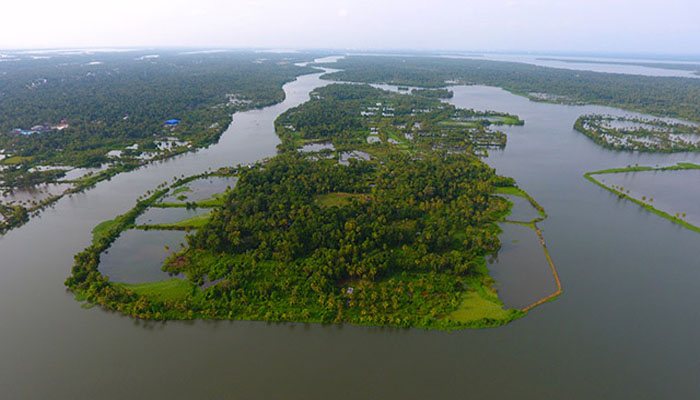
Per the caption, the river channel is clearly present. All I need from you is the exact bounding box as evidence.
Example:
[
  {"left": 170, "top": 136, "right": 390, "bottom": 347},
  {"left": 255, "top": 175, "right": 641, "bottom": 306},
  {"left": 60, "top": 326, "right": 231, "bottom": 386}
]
[{"left": 1, "top": 58, "right": 700, "bottom": 399}]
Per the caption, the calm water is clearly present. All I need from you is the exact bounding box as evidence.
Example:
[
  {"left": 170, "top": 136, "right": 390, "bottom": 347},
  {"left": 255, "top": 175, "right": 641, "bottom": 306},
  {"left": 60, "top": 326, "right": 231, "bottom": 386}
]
[
  {"left": 158, "top": 176, "right": 238, "bottom": 203},
  {"left": 601, "top": 169, "right": 700, "bottom": 226},
  {"left": 135, "top": 207, "right": 210, "bottom": 226},
  {"left": 99, "top": 229, "right": 188, "bottom": 283},
  {"left": 1, "top": 60, "right": 700, "bottom": 398},
  {"left": 500, "top": 194, "right": 542, "bottom": 222},
  {"left": 489, "top": 223, "right": 556, "bottom": 309},
  {"left": 448, "top": 54, "right": 700, "bottom": 78}
]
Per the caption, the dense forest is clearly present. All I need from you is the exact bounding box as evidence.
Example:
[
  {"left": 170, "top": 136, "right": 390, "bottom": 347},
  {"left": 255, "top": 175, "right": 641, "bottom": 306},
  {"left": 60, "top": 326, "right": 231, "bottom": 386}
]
[
  {"left": 66, "top": 83, "right": 531, "bottom": 328},
  {"left": 0, "top": 51, "right": 316, "bottom": 167},
  {"left": 320, "top": 56, "right": 700, "bottom": 123}
]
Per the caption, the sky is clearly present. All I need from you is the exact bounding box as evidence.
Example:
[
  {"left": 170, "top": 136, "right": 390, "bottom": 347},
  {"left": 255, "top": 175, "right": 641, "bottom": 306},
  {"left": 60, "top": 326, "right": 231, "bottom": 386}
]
[{"left": 2, "top": 0, "right": 700, "bottom": 54}]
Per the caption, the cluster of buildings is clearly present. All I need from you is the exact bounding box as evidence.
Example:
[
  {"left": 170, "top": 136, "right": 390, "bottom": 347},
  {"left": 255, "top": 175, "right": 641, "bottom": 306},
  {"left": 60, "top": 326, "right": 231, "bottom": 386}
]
[
  {"left": 360, "top": 102, "right": 395, "bottom": 117},
  {"left": 8, "top": 120, "right": 69, "bottom": 136}
]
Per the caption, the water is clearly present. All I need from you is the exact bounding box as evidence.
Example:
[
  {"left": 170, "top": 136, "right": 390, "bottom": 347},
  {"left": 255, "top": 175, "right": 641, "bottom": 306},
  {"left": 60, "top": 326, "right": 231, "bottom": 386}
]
[
  {"left": 0, "top": 182, "right": 73, "bottom": 205},
  {"left": 158, "top": 176, "right": 238, "bottom": 204},
  {"left": 489, "top": 223, "right": 556, "bottom": 309},
  {"left": 601, "top": 169, "right": 700, "bottom": 226},
  {"left": 1, "top": 62, "right": 700, "bottom": 398},
  {"left": 447, "top": 54, "right": 700, "bottom": 78},
  {"left": 135, "top": 207, "right": 210, "bottom": 226},
  {"left": 499, "top": 194, "right": 541, "bottom": 222},
  {"left": 99, "top": 229, "right": 188, "bottom": 283}
]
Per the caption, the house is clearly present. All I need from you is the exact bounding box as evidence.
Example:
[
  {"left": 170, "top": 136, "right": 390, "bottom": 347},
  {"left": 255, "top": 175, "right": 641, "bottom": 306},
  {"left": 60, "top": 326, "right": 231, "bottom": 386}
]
[{"left": 52, "top": 120, "right": 69, "bottom": 130}]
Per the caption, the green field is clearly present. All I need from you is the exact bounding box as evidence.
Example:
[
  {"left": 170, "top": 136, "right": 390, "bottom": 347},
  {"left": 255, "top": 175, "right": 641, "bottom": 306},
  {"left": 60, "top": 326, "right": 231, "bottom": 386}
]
[
  {"left": 117, "top": 279, "right": 195, "bottom": 301},
  {"left": 314, "top": 192, "right": 365, "bottom": 208}
]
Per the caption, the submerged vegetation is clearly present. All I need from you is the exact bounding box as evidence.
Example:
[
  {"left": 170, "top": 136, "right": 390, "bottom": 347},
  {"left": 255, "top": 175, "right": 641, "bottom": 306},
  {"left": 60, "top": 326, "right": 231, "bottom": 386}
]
[
  {"left": 574, "top": 114, "right": 700, "bottom": 152},
  {"left": 66, "top": 83, "right": 558, "bottom": 329}
]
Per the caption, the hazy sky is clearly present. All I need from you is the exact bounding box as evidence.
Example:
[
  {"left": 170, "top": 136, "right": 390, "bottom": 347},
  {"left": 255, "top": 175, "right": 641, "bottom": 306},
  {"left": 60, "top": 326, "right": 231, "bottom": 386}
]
[{"left": 2, "top": 0, "right": 699, "bottom": 53}]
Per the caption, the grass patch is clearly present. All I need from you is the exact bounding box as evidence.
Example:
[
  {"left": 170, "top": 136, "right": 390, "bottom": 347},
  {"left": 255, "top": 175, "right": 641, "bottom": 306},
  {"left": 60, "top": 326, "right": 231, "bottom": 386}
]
[
  {"left": 494, "top": 186, "right": 547, "bottom": 219},
  {"left": 2, "top": 155, "right": 32, "bottom": 165},
  {"left": 438, "top": 120, "right": 479, "bottom": 128},
  {"left": 448, "top": 290, "right": 513, "bottom": 323},
  {"left": 117, "top": 278, "right": 194, "bottom": 302},
  {"left": 152, "top": 192, "right": 226, "bottom": 209},
  {"left": 315, "top": 192, "right": 365, "bottom": 208},
  {"left": 171, "top": 186, "right": 191, "bottom": 196},
  {"left": 139, "top": 212, "right": 212, "bottom": 230},
  {"left": 91, "top": 217, "right": 122, "bottom": 245}
]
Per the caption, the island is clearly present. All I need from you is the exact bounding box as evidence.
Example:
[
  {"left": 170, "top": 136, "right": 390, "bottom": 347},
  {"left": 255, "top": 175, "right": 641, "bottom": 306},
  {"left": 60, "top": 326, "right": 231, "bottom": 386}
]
[{"left": 66, "top": 83, "right": 560, "bottom": 329}]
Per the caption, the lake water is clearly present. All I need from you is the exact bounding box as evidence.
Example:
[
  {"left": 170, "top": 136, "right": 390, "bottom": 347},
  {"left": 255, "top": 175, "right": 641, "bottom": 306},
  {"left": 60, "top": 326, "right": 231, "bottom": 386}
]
[{"left": 1, "top": 59, "right": 700, "bottom": 398}]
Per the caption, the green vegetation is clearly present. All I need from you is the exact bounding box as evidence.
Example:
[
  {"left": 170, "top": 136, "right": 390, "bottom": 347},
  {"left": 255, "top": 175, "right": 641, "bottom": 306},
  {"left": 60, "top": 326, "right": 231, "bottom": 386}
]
[
  {"left": 0, "top": 50, "right": 319, "bottom": 234},
  {"left": 319, "top": 56, "right": 700, "bottom": 123},
  {"left": 170, "top": 186, "right": 191, "bottom": 196},
  {"left": 315, "top": 192, "right": 366, "bottom": 208},
  {"left": 574, "top": 114, "right": 700, "bottom": 152},
  {"left": 411, "top": 88, "right": 454, "bottom": 99},
  {"left": 138, "top": 212, "right": 212, "bottom": 230},
  {"left": 91, "top": 218, "right": 123, "bottom": 245},
  {"left": 494, "top": 186, "right": 547, "bottom": 220},
  {"left": 275, "top": 83, "right": 522, "bottom": 155},
  {"left": 1, "top": 156, "right": 33, "bottom": 165},
  {"left": 66, "top": 83, "right": 555, "bottom": 329},
  {"left": 116, "top": 279, "right": 195, "bottom": 302},
  {"left": 449, "top": 290, "right": 518, "bottom": 323},
  {"left": 585, "top": 163, "right": 700, "bottom": 234}
]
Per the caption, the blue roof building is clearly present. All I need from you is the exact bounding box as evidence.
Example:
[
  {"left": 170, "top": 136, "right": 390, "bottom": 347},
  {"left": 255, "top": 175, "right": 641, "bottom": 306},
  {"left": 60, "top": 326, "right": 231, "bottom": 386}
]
[{"left": 164, "top": 119, "right": 181, "bottom": 125}]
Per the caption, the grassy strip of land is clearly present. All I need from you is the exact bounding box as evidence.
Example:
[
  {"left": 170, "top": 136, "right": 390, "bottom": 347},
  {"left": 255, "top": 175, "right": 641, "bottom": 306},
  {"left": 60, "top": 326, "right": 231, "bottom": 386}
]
[
  {"left": 448, "top": 290, "right": 519, "bottom": 323},
  {"left": 116, "top": 279, "right": 195, "bottom": 302},
  {"left": 314, "top": 192, "right": 366, "bottom": 208},
  {"left": 136, "top": 212, "right": 212, "bottom": 231},
  {"left": 584, "top": 163, "right": 700, "bottom": 234},
  {"left": 494, "top": 186, "right": 547, "bottom": 220}
]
